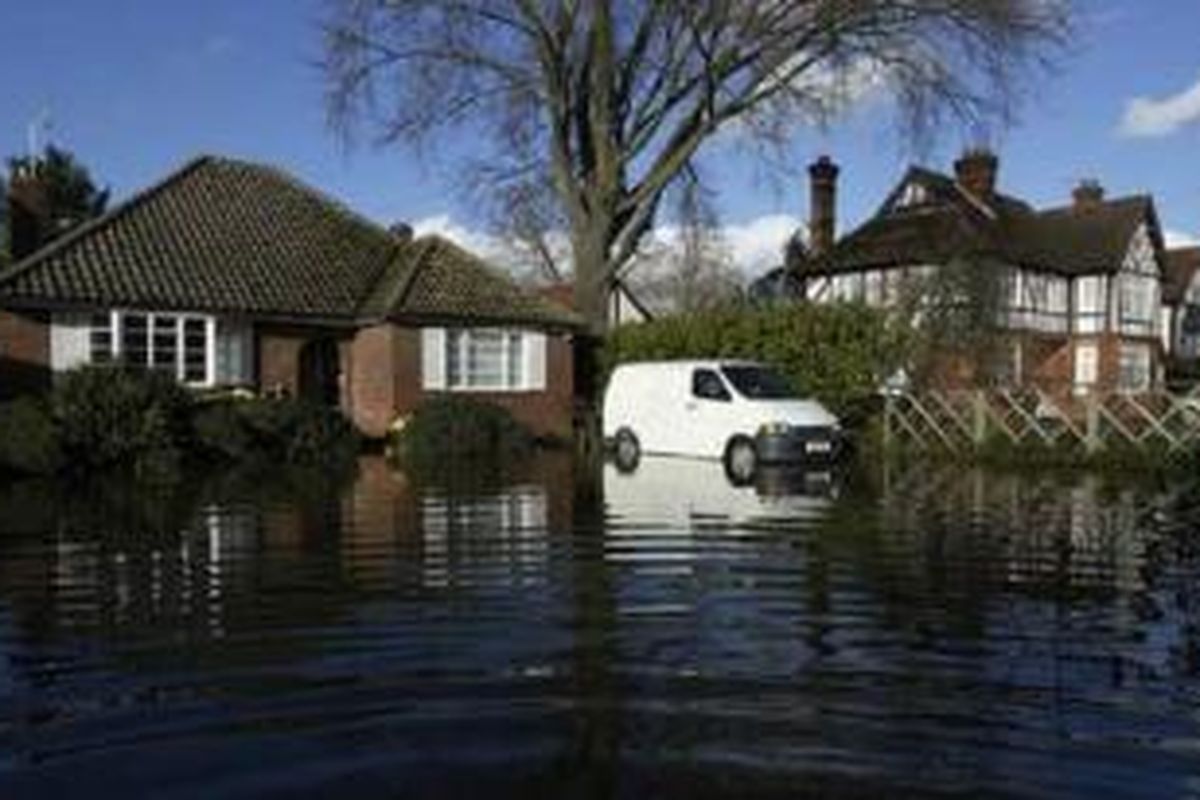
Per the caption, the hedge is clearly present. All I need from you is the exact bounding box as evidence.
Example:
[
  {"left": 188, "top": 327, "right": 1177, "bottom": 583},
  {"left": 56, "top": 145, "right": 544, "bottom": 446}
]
[
  {"left": 600, "top": 302, "right": 910, "bottom": 416},
  {"left": 0, "top": 366, "right": 361, "bottom": 477}
]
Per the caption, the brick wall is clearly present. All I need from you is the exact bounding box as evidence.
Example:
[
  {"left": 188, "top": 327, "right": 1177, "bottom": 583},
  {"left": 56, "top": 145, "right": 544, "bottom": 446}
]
[
  {"left": 345, "top": 324, "right": 398, "bottom": 438},
  {"left": 0, "top": 310, "right": 51, "bottom": 399}
]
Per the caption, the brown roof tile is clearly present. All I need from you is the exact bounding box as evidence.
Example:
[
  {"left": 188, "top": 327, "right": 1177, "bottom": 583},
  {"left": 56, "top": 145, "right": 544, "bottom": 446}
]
[
  {"left": 0, "top": 156, "right": 582, "bottom": 330},
  {"left": 795, "top": 166, "right": 1159, "bottom": 278}
]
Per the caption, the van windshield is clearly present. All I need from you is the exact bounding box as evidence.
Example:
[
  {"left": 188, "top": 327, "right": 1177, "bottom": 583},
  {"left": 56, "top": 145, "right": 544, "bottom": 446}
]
[{"left": 720, "top": 365, "right": 797, "bottom": 400}]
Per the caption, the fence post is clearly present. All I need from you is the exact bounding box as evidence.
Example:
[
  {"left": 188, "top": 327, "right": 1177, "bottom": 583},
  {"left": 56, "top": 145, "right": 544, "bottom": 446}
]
[
  {"left": 972, "top": 390, "right": 987, "bottom": 449},
  {"left": 1085, "top": 394, "right": 1100, "bottom": 455},
  {"left": 882, "top": 392, "right": 893, "bottom": 452}
]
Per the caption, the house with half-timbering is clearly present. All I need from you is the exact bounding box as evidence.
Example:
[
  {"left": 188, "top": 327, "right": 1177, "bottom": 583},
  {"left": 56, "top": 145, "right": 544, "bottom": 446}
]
[
  {"left": 0, "top": 155, "right": 582, "bottom": 439},
  {"left": 1162, "top": 246, "right": 1200, "bottom": 368},
  {"left": 758, "top": 149, "right": 1174, "bottom": 395}
]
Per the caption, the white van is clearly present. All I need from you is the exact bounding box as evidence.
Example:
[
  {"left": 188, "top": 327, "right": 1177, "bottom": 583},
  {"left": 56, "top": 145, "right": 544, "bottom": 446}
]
[{"left": 602, "top": 360, "right": 844, "bottom": 479}]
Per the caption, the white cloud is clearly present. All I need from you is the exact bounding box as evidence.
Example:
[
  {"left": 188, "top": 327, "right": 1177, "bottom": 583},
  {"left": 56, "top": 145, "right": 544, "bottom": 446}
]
[
  {"left": 1165, "top": 229, "right": 1199, "bottom": 249},
  {"left": 412, "top": 214, "right": 506, "bottom": 258},
  {"left": 411, "top": 212, "right": 801, "bottom": 280},
  {"left": 1119, "top": 73, "right": 1200, "bottom": 138}
]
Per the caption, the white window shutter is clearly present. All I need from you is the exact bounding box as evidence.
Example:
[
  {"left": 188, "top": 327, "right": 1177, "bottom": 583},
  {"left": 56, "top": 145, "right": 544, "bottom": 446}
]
[
  {"left": 50, "top": 313, "right": 90, "bottom": 371},
  {"left": 524, "top": 331, "right": 546, "bottom": 390},
  {"left": 422, "top": 327, "right": 446, "bottom": 390}
]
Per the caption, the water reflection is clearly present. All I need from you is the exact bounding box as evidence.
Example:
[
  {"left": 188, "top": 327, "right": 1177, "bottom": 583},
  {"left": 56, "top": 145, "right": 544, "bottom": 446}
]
[{"left": 0, "top": 455, "right": 1196, "bottom": 798}]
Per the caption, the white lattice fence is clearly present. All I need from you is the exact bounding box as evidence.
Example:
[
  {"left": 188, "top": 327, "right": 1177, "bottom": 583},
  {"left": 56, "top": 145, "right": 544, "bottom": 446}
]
[{"left": 882, "top": 390, "right": 1200, "bottom": 456}]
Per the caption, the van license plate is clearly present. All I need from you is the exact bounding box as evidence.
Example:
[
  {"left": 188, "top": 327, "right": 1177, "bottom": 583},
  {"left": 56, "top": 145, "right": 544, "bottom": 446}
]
[{"left": 806, "top": 441, "right": 832, "bottom": 454}]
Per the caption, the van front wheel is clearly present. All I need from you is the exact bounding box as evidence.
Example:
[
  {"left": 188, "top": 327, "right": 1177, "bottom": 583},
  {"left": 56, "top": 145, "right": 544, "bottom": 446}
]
[
  {"left": 613, "top": 428, "right": 641, "bottom": 473},
  {"left": 723, "top": 435, "right": 757, "bottom": 486}
]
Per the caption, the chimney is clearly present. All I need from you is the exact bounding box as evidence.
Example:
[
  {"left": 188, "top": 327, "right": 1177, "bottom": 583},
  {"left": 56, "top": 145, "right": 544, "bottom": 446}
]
[
  {"left": 953, "top": 148, "right": 999, "bottom": 203},
  {"left": 808, "top": 155, "right": 839, "bottom": 258},
  {"left": 7, "top": 163, "right": 51, "bottom": 261},
  {"left": 1072, "top": 179, "right": 1105, "bottom": 212},
  {"left": 388, "top": 221, "right": 414, "bottom": 243}
]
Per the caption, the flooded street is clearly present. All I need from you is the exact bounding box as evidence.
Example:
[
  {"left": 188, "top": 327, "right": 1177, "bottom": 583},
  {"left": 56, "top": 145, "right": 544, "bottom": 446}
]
[{"left": 0, "top": 455, "right": 1198, "bottom": 798}]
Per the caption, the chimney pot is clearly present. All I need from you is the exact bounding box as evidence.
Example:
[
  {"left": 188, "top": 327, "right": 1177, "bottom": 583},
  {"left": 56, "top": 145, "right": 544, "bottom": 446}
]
[
  {"left": 808, "top": 155, "right": 839, "bottom": 258},
  {"left": 388, "top": 222, "right": 414, "bottom": 242},
  {"left": 1072, "top": 179, "right": 1105, "bottom": 211},
  {"left": 954, "top": 148, "right": 999, "bottom": 203}
]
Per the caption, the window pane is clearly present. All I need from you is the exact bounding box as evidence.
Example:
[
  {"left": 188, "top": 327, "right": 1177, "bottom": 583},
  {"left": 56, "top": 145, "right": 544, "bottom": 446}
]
[
  {"left": 89, "top": 312, "right": 113, "bottom": 364},
  {"left": 122, "top": 314, "right": 149, "bottom": 367},
  {"left": 506, "top": 333, "right": 523, "bottom": 388},
  {"left": 152, "top": 315, "right": 178, "bottom": 373},
  {"left": 216, "top": 320, "right": 252, "bottom": 385},
  {"left": 446, "top": 330, "right": 464, "bottom": 388},
  {"left": 183, "top": 318, "right": 207, "bottom": 383},
  {"left": 468, "top": 330, "right": 504, "bottom": 388}
]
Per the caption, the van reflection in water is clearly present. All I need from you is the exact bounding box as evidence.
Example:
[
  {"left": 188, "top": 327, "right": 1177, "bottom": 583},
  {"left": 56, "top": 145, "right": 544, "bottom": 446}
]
[{"left": 604, "top": 454, "right": 836, "bottom": 530}]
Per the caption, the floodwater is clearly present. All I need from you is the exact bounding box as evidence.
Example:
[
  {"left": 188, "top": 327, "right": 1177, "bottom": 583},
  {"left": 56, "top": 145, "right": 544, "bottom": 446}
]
[{"left": 0, "top": 454, "right": 1198, "bottom": 799}]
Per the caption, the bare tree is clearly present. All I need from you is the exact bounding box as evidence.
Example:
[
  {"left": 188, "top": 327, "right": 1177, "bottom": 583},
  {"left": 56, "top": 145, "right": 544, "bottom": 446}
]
[{"left": 323, "top": 0, "right": 1070, "bottom": 334}]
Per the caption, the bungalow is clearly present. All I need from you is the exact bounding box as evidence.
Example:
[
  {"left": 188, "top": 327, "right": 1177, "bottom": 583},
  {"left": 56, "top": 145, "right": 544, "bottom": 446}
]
[
  {"left": 761, "top": 150, "right": 1171, "bottom": 395},
  {"left": 0, "top": 155, "right": 582, "bottom": 439}
]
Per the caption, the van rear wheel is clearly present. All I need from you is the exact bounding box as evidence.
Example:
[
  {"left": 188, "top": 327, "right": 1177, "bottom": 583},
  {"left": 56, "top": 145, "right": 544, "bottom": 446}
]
[
  {"left": 723, "top": 435, "right": 758, "bottom": 486},
  {"left": 613, "top": 427, "right": 641, "bottom": 473}
]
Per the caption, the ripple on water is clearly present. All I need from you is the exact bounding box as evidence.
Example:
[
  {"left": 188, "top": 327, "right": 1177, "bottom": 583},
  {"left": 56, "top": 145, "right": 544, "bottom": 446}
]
[{"left": 0, "top": 457, "right": 1197, "bottom": 798}]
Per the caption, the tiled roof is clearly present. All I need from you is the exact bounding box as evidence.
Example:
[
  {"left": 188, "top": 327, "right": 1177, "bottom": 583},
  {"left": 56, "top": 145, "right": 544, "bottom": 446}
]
[
  {"left": 0, "top": 156, "right": 581, "bottom": 330},
  {"left": 374, "top": 236, "right": 581, "bottom": 329},
  {"left": 0, "top": 156, "right": 396, "bottom": 320},
  {"left": 1164, "top": 247, "right": 1200, "bottom": 305},
  {"left": 794, "top": 166, "right": 1158, "bottom": 278}
]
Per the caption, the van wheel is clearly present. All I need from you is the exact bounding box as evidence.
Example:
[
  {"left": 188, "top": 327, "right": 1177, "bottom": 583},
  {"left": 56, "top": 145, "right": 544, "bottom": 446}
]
[
  {"left": 723, "top": 435, "right": 757, "bottom": 486},
  {"left": 613, "top": 428, "right": 641, "bottom": 473}
]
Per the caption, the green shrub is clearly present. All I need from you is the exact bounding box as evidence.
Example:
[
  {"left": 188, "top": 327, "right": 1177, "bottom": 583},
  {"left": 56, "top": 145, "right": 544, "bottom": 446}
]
[
  {"left": 193, "top": 397, "right": 360, "bottom": 467},
  {"left": 51, "top": 365, "right": 193, "bottom": 472},
  {"left": 393, "top": 397, "right": 536, "bottom": 470},
  {"left": 0, "top": 396, "right": 63, "bottom": 474},
  {"left": 600, "top": 303, "right": 910, "bottom": 416}
]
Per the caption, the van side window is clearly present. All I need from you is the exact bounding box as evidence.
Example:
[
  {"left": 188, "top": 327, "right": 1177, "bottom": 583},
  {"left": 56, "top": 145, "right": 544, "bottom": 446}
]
[{"left": 692, "top": 369, "right": 731, "bottom": 402}]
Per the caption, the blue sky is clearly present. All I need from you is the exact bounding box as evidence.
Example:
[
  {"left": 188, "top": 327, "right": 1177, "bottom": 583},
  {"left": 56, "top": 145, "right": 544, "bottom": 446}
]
[{"left": 2, "top": 1, "right": 1199, "bottom": 274}]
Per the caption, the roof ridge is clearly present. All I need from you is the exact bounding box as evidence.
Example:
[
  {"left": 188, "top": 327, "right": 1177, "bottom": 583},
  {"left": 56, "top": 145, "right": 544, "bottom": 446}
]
[
  {"left": 0, "top": 155, "right": 213, "bottom": 287},
  {"left": 221, "top": 156, "right": 394, "bottom": 240}
]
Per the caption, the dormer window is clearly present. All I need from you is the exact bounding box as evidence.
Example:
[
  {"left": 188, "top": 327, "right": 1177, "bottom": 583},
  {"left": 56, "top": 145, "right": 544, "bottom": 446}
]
[{"left": 896, "top": 182, "right": 929, "bottom": 209}]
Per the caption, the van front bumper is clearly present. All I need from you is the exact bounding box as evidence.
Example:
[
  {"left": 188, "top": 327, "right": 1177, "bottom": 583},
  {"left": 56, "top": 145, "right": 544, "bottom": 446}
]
[{"left": 755, "top": 426, "right": 846, "bottom": 464}]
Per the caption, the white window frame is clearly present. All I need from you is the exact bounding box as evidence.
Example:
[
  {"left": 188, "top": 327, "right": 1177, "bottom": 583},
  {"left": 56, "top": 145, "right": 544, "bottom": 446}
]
[
  {"left": 1117, "top": 343, "right": 1152, "bottom": 393},
  {"left": 1073, "top": 341, "right": 1098, "bottom": 393},
  {"left": 89, "top": 310, "right": 217, "bottom": 387},
  {"left": 426, "top": 328, "right": 545, "bottom": 393}
]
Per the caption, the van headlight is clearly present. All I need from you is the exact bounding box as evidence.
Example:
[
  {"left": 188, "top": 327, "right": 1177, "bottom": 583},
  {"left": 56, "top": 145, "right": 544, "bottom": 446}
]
[{"left": 758, "top": 421, "right": 791, "bottom": 436}]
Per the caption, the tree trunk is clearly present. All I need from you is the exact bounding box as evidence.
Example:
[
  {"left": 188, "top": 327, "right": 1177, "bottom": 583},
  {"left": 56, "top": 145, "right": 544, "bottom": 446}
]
[{"left": 572, "top": 223, "right": 612, "bottom": 337}]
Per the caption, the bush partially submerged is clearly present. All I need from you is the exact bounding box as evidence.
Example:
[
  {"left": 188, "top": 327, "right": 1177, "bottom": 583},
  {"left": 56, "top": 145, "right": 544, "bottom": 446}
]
[
  {"left": 0, "top": 396, "right": 63, "bottom": 475},
  {"left": 52, "top": 365, "right": 192, "bottom": 473},
  {"left": 393, "top": 397, "right": 536, "bottom": 472},
  {"left": 193, "top": 396, "right": 360, "bottom": 467},
  {"left": 0, "top": 366, "right": 361, "bottom": 478}
]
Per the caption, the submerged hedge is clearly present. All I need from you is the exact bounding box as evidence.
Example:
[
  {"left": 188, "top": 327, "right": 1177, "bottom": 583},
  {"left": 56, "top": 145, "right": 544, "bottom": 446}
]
[
  {"left": 0, "top": 365, "right": 360, "bottom": 477},
  {"left": 601, "top": 302, "right": 909, "bottom": 415},
  {"left": 391, "top": 396, "right": 537, "bottom": 482}
]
